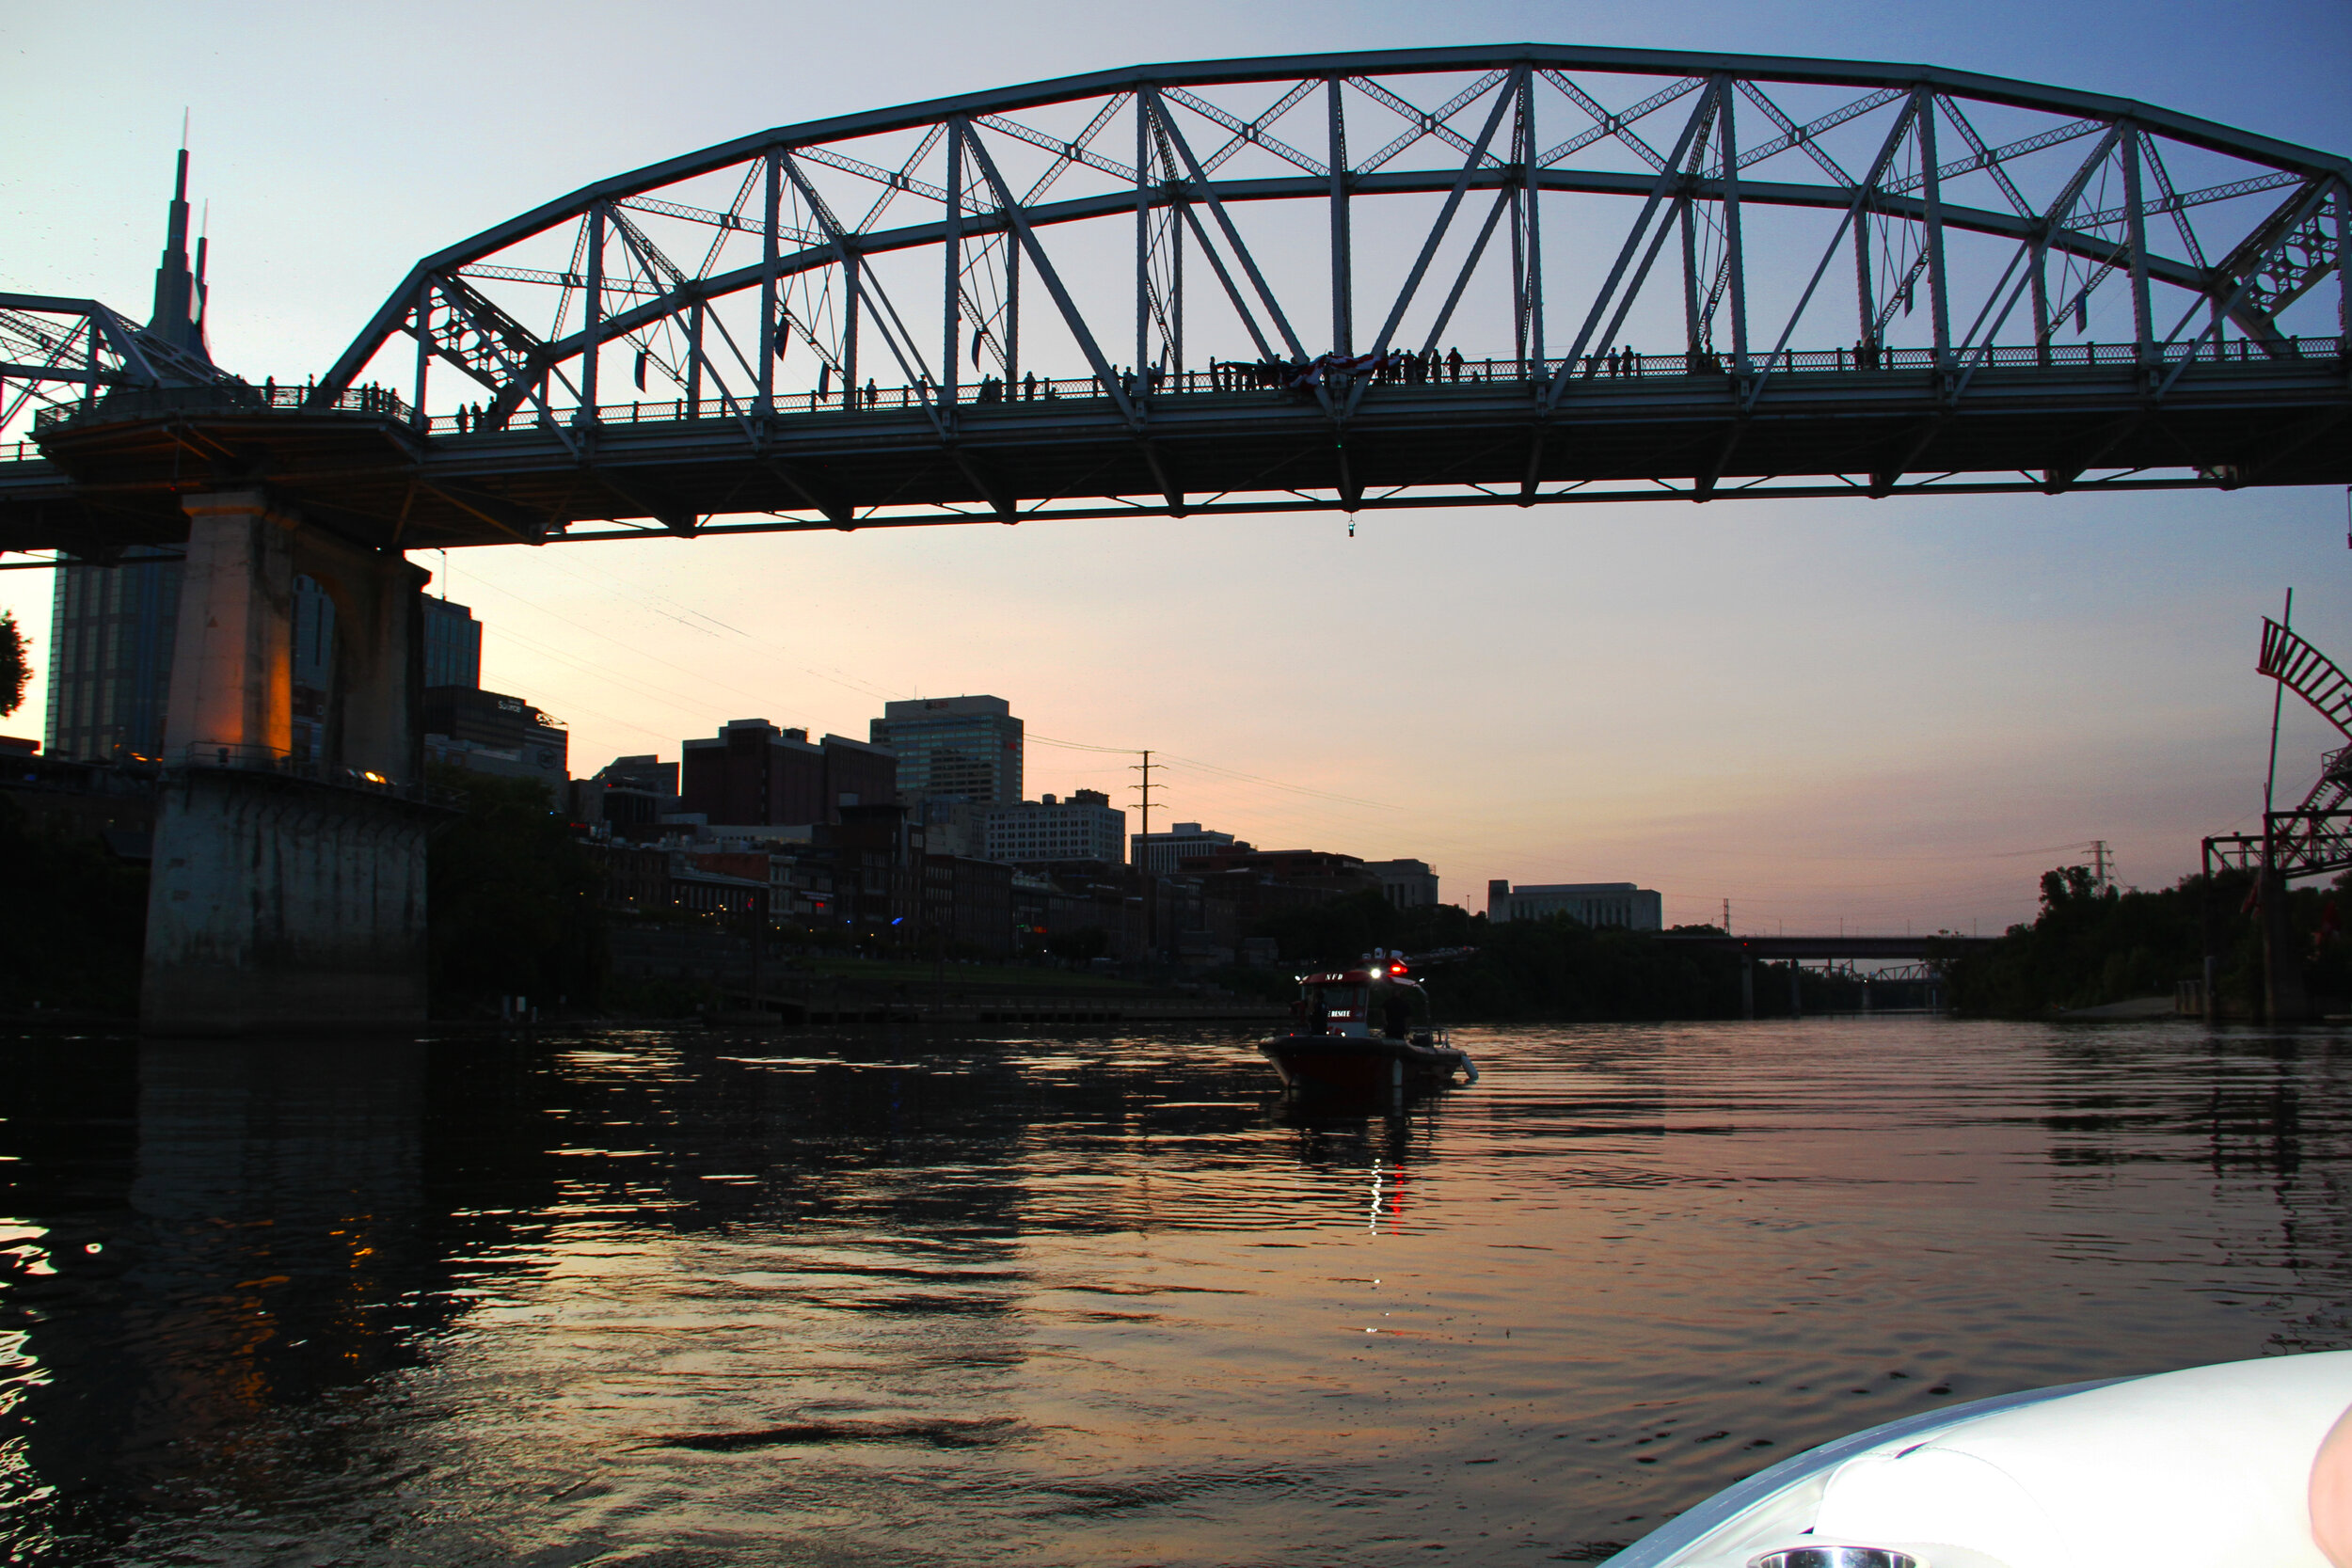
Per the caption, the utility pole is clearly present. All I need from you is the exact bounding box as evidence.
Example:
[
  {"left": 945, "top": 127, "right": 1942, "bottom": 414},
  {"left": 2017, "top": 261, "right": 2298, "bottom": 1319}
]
[
  {"left": 2089, "top": 839, "right": 2112, "bottom": 895},
  {"left": 1722, "top": 897, "right": 1730, "bottom": 934},
  {"left": 1131, "top": 750, "right": 1161, "bottom": 963}
]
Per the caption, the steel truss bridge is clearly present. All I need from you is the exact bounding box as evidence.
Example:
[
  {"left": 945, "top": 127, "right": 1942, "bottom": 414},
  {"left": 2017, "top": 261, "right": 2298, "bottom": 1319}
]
[{"left": 2, "top": 43, "right": 2347, "bottom": 555}]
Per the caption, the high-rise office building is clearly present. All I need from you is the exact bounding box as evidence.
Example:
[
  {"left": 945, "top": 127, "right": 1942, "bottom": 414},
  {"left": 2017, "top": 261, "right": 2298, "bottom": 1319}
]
[
  {"left": 291, "top": 575, "right": 335, "bottom": 762},
  {"left": 42, "top": 157, "right": 474, "bottom": 772},
  {"left": 869, "top": 695, "right": 1022, "bottom": 805},
  {"left": 41, "top": 150, "right": 219, "bottom": 762},
  {"left": 422, "top": 597, "right": 482, "bottom": 689},
  {"left": 44, "top": 546, "right": 182, "bottom": 762}
]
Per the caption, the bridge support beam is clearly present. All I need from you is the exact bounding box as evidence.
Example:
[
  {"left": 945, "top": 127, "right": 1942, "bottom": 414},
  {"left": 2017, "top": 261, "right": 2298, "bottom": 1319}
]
[
  {"left": 163, "top": 491, "right": 298, "bottom": 761},
  {"left": 2259, "top": 866, "right": 2311, "bottom": 1024},
  {"left": 142, "top": 490, "right": 435, "bottom": 1035}
]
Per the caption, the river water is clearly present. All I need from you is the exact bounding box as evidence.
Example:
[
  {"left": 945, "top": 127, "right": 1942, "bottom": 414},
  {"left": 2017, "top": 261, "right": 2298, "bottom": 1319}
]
[{"left": 0, "top": 1019, "right": 2344, "bottom": 1566}]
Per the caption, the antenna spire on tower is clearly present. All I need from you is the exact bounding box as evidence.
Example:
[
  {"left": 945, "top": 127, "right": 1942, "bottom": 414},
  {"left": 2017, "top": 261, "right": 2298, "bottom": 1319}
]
[{"left": 146, "top": 133, "right": 215, "bottom": 367}]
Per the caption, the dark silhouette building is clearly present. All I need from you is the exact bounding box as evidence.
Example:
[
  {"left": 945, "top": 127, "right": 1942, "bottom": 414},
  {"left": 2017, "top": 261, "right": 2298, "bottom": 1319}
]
[
  {"left": 41, "top": 154, "right": 219, "bottom": 765},
  {"left": 421, "top": 686, "right": 567, "bottom": 789},
  {"left": 43, "top": 546, "right": 181, "bottom": 762},
  {"left": 679, "top": 719, "right": 896, "bottom": 827},
  {"left": 827, "top": 802, "right": 927, "bottom": 933},
  {"left": 421, "top": 598, "right": 482, "bottom": 689},
  {"left": 573, "top": 754, "right": 680, "bottom": 837}
]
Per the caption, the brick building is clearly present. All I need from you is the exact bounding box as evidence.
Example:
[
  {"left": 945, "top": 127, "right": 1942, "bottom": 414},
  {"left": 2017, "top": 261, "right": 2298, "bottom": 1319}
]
[{"left": 680, "top": 719, "right": 897, "bottom": 827}]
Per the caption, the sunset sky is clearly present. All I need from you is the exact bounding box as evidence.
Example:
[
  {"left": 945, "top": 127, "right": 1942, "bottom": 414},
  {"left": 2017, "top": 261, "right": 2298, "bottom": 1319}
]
[{"left": 5, "top": 0, "right": 2347, "bottom": 934}]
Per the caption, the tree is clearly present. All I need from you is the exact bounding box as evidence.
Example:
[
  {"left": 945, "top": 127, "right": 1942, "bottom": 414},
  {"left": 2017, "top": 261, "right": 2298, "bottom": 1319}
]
[
  {"left": 0, "top": 793, "right": 146, "bottom": 1012},
  {"left": 0, "top": 610, "right": 27, "bottom": 719},
  {"left": 425, "top": 765, "right": 605, "bottom": 1014},
  {"left": 1941, "top": 863, "right": 2290, "bottom": 1016}
]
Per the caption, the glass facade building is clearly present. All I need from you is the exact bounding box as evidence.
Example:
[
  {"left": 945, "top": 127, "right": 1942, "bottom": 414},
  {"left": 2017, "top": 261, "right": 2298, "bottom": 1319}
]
[
  {"left": 422, "top": 597, "right": 482, "bottom": 689},
  {"left": 44, "top": 547, "right": 182, "bottom": 761},
  {"left": 869, "top": 695, "right": 1022, "bottom": 805}
]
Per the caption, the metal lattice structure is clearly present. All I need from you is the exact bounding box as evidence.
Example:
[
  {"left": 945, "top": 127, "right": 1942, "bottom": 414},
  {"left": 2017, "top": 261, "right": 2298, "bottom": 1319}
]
[
  {"left": 0, "top": 294, "right": 236, "bottom": 428},
  {"left": 4, "top": 44, "right": 2348, "bottom": 552},
  {"left": 2205, "top": 618, "right": 2352, "bottom": 881}
]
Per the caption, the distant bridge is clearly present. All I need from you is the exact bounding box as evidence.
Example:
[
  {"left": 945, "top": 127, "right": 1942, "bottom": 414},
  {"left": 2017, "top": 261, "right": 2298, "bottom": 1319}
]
[
  {"left": 3, "top": 43, "right": 2347, "bottom": 556},
  {"left": 1660, "top": 932, "right": 1993, "bottom": 963},
  {"left": 1660, "top": 930, "right": 1988, "bottom": 1018}
]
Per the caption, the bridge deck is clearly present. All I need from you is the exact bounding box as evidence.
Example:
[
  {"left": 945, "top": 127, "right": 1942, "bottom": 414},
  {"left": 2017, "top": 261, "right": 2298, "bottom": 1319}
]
[
  {"left": 1660, "top": 933, "right": 1994, "bottom": 961},
  {"left": 3, "top": 350, "right": 2344, "bottom": 554}
]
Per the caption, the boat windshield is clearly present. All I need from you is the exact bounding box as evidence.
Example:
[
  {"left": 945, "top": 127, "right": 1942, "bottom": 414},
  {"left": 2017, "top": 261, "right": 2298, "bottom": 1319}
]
[
  {"left": 1300, "top": 981, "right": 1428, "bottom": 1037},
  {"left": 1307, "top": 984, "right": 1368, "bottom": 1032},
  {"left": 1375, "top": 983, "right": 1429, "bottom": 1039}
]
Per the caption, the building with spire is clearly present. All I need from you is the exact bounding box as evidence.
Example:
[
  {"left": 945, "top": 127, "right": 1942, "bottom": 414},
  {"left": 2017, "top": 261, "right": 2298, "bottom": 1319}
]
[
  {"left": 40, "top": 152, "right": 484, "bottom": 766},
  {"left": 146, "top": 146, "right": 214, "bottom": 363},
  {"left": 43, "top": 151, "right": 214, "bottom": 761}
]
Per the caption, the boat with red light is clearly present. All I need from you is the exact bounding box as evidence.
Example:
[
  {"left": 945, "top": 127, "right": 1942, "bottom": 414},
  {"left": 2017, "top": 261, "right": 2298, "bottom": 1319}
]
[{"left": 1256, "top": 950, "right": 1477, "bottom": 1095}]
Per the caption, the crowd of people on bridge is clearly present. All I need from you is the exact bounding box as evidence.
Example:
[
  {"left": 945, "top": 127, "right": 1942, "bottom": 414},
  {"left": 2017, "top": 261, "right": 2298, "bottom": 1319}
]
[
  {"left": 972, "top": 372, "right": 1056, "bottom": 404},
  {"left": 420, "top": 330, "right": 2010, "bottom": 435},
  {"left": 1207, "top": 347, "right": 1470, "bottom": 398}
]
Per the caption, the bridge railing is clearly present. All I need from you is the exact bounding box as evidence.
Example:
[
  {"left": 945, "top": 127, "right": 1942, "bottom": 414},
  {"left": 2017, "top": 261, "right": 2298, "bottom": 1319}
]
[
  {"left": 167, "top": 741, "right": 453, "bottom": 804},
  {"left": 416, "top": 334, "right": 2349, "bottom": 436},
  {"left": 10, "top": 332, "right": 2342, "bottom": 446},
  {"left": 30, "top": 381, "right": 413, "bottom": 436}
]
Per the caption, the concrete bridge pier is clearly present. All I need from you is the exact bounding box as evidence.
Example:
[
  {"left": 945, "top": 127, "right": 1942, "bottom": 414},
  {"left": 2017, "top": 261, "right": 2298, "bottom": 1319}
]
[
  {"left": 2259, "top": 866, "right": 2312, "bottom": 1023},
  {"left": 141, "top": 489, "right": 436, "bottom": 1035}
]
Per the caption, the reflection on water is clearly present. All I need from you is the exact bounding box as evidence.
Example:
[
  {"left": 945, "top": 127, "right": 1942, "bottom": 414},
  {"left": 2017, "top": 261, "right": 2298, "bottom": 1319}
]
[{"left": 0, "top": 1020, "right": 2345, "bottom": 1564}]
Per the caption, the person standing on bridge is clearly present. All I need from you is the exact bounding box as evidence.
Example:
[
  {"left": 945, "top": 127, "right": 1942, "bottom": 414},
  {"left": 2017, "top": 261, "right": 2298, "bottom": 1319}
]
[{"left": 1446, "top": 346, "right": 1464, "bottom": 383}]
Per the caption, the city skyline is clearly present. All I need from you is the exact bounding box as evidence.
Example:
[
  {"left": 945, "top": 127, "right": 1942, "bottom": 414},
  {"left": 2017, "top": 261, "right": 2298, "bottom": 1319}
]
[{"left": 4, "top": 0, "right": 2347, "bottom": 934}]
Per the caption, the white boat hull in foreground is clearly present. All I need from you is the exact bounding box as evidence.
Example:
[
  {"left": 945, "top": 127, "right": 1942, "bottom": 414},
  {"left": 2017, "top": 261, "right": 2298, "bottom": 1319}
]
[{"left": 1607, "top": 1351, "right": 2352, "bottom": 1568}]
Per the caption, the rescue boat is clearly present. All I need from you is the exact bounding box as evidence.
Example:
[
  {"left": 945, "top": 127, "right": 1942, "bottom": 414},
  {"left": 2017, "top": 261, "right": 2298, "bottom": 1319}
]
[{"left": 1256, "top": 950, "right": 1477, "bottom": 1095}]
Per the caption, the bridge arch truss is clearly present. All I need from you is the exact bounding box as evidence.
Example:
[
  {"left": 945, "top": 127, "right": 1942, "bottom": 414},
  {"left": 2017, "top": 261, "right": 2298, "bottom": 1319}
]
[{"left": 13, "top": 45, "right": 2350, "bottom": 549}]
